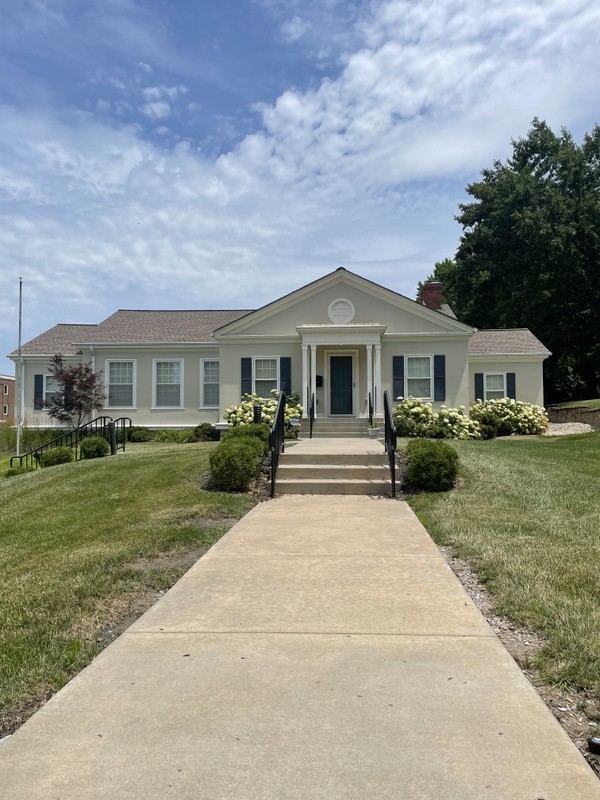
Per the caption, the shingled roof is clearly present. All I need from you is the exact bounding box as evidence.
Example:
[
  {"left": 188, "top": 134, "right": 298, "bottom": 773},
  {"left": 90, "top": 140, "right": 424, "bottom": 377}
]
[
  {"left": 469, "top": 329, "right": 550, "bottom": 355},
  {"left": 72, "top": 310, "right": 252, "bottom": 344},
  {"left": 12, "top": 324, "right": 98, "bottom": 356}
]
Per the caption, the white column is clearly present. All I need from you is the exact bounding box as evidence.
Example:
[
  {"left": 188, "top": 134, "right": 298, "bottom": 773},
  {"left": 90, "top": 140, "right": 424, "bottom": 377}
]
[
  {"left": 374, "top": 343, "right": 382, "bottom": 416},
  {"left": 301, "top": 344, "right": 308, "bottom": 417},
  {"left": 310, "top": 344, "right": 317, "bottom": 418},
  {"left": 366, "top": 344, "right": 373, "bottom": 417}
]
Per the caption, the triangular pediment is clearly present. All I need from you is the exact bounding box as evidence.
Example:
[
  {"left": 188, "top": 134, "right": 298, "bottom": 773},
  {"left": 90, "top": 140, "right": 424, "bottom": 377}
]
[{"left": 214, "top": 268, "right": 473, "bottom": 339}]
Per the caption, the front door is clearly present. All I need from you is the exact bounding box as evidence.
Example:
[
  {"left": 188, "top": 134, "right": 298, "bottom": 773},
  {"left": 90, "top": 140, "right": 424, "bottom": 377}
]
[{"left": 330, "top": 356, "right": 353, "bottom": 415}]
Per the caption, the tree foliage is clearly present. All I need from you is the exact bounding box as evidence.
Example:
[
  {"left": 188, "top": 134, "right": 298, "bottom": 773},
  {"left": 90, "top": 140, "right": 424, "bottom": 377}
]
[
  {"left": 428, "top": 119, "right": 600, "bottom": 401},
  {"left": 44, "top": 354, "right": 106, "bottom": 428}
]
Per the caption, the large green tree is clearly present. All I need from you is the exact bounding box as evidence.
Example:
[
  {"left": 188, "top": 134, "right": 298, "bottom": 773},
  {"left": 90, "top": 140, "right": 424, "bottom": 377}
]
[{"left": 427, "top": 119, "right": 600, "bottom": 401}]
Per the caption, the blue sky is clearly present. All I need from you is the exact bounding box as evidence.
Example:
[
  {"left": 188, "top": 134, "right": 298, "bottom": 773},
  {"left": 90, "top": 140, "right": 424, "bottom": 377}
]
[{"left": 2, "top": 0, "right": 600, "bottom": 375}]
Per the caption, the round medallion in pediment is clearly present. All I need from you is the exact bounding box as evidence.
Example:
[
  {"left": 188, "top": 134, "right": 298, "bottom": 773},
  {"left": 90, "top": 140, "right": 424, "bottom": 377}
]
[{"left": 328, "top": 298, "right": 355, "bottom": 324}]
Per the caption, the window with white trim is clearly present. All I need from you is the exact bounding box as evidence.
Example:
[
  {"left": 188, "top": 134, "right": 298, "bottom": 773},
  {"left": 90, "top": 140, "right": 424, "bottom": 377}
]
[
  {"left": 3, "top": 384, "right": 8, "bottom": 395},
  {"left": 2, "top": 404, "right": 8, "bottom": 416},
  {"left": 406, "top": 356, "right": 432, "bottom": 399},
  {"left": 253, "top": 358, "right": 278, "bottom": 398},
  {"left": 201, "top": 359, "right": 219, "bottom": 407},
  {"left": 154, "top": 360, "right": 183, "bottom": 407},
  {"left": 107, "top": 360, "right": 135, "bottom": 407},
  {"left": 484, "top": 373, "right": 506, "bottom": 401},
  {"left": 44, "top": 376, "right": 62, "bottom": 406}
]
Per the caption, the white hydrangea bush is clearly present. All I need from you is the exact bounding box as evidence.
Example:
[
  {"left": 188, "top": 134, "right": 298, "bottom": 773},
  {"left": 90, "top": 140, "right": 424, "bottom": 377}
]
[
  {"left": 392, "top": 397, "right": 480, "bottom": 440},
  {"left": 470, "top": 398, "right": 548, "bottom": 435},
  {"left": 224, "top": 391, "right": 304, "bottom": 434}
]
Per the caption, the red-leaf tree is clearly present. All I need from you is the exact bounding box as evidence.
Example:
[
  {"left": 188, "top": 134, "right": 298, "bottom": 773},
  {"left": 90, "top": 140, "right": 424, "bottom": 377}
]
[{"left": 44, "top": 354, "right": 106, "bottom": 428}]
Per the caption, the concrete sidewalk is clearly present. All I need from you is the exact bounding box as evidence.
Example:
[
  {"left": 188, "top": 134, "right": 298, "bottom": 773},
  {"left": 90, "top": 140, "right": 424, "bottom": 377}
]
[{"left": 2, "top": 496, "right": 599, "bottom": 798}]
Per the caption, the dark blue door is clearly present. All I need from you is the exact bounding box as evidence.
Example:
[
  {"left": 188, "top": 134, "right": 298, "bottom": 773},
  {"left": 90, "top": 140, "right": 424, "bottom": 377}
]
[{"left": 330, "top": 356, "right": 353, "bottom": 414}]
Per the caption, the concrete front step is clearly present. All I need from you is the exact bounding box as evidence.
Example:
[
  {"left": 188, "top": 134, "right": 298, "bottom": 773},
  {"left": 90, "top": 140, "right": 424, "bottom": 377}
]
[
  {"left": 311, "top": 432, "right": 373, "bottom": 439},
  {"left": 283, "top": 452, "right": 387, "bottom": 466},
  {"left": 309, "top": 419, "right": 374, "bottom": 439},
  {"left": 278, "top": 464, "right": 390, "bottom": 480},
  {"left": 276, "top": 478, "right": 392, "bottom": 495}
]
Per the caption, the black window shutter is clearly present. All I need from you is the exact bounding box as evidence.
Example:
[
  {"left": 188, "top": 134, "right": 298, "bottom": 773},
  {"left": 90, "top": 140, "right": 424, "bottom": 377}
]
[
  {"left": 280, "top": 357, "right": 291, "bottom": 395},
  {"left": 507, "top": 373, "right": 516, "bottom": 399},
  {"left": 241, "top": 358, "right": 252, "bottom": 396},
  {"left": 392, "top": 356, "right": 404, "bottom": 400},
  {"left": 433, "top": 355, "right": 446, "bottom": 401},
  {"left": 34, "top": 374, "right": 44, "bottom": 410},
  {"left": 474, "top": 373, "right": 484, "bottom": 401}
]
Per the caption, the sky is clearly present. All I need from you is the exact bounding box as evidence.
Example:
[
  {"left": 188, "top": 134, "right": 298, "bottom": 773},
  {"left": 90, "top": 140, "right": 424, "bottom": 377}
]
[{"left": 1, "top": 0, "right": 600, "bottom": 375}]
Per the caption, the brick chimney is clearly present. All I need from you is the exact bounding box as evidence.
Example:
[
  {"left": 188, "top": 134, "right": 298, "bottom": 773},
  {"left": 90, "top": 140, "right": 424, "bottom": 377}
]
[{"left": 421, "top": 281, "right": 442, "bottom": 310}]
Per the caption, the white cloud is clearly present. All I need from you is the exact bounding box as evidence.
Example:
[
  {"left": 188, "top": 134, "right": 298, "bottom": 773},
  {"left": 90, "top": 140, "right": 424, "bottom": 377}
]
[
  {"left": 2, "top": 0, "right": 600, "bottom": 371},
  {"left": 139, "top": 100, "right": 171, "bottom": 120},
  {"left": 281, "top": 15, "right": 309, "bottom": 43}
]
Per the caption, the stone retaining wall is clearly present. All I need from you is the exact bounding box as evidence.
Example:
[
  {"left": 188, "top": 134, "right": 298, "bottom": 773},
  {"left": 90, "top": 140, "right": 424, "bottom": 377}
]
[{"left": 547, "top": 406, "right": 600, "bottom": 428}]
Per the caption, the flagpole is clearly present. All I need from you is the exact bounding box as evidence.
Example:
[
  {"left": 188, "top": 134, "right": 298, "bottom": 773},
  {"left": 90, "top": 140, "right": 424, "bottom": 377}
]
[{"left": 16, "top": 277, "right": 23, "bottom": 457}]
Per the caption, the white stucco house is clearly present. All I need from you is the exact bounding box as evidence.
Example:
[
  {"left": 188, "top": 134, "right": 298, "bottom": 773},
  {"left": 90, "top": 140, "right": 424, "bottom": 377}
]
[{"left": 9, "top": 268, "right": 550, "bottom": 428}]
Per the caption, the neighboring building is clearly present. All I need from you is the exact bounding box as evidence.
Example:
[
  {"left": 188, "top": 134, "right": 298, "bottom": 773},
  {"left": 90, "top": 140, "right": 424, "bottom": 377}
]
[
  {"left": 0, "top": 374, "right": 15, "bottom": 426},
  {"left": 8, "top": 268, "right": 550, "bottom": 428}
]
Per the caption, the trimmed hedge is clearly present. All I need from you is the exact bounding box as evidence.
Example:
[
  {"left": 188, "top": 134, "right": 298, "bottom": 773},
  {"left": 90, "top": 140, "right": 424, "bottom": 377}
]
[
  {"left": 406, "top": 439, "right": 459, "bottom": 491},
  {"left": 5, "top": 465, "right": 36, "bottom": 478},
  {"left": 80, "top": 435, "right": 110, "bottom": 459},
  {"left": 209, "top": 438, "right": 264, "bottom": 491},
  {"left": 194, "top": 423, "right": 220, "bottom": 442},
  {"left": 223, "top": 423, "right": 270, "bottom": 453},
  {"left": 40, "top": 447, "right": 74, "bottom": 468}
]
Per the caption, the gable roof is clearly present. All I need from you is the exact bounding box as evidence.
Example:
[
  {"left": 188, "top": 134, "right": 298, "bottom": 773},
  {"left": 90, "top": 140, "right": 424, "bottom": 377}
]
[
  {"left": 74, "top": 309, "right": 251, "bottom": 344},
  {"left": 214, "top": 267, "right": 474, "bottom": 336},
  {"left": 11, "top": 324, "right": 98, "bottom": 356},
  {"left": 469, "top": 329, "right": 550, "bottom": 355}
]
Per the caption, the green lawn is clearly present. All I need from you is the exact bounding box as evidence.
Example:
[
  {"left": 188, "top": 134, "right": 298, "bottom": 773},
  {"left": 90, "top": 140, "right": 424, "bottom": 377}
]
[
  {"left": 408, "top": 432, "right": 600, "bottom": 699},
  {"left": 0, "top": 442, "right": 255, "bottom": 725},
  {"left": 550, "top": 398, "right": 600, "bottom": 410}
]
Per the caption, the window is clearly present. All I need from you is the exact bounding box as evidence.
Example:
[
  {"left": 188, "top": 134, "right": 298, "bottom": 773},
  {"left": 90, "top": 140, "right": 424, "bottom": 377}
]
[
  {"left": 201, "top": 360, "right": 219, "bottom": 407},
  {"left": 154, "top": 360, "right": 183, "bottom": 407},
  {"left": 44, "top": 376, "right": 62, "bottom": 406},
  {"left": 2, "top": 405, "right": 7, "bottom": 416},
  {"left": 484, "top": 373, "right": 506, "bottom": 401},
  {"left": 253, "top": 358, "right": 278, "bottom": 397},
  {"left": 107, "top": 360, "right": 135, "bottom": 407},
  {"left": 406, "top": 356, "right": 432, "bottom": 399},
  {"left": 3, "top": 384, "right": 7, "bottom": 395}
]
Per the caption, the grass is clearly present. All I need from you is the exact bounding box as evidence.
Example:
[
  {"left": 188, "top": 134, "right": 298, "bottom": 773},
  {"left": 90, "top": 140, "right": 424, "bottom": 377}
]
[
  {"left": 550, "top": 398, "right": 600, "bottom": 410},
  {"left": 0, "top": 442, "right": 255, "bottom": 721},
  {"left": 408, "top": 432, "right": 600, "bottom": 698}
]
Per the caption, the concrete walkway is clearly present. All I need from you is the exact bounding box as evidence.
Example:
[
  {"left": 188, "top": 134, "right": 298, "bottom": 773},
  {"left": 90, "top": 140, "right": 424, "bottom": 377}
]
[{"left": 2, "top": 495, "right": 599, "bottom": 799}]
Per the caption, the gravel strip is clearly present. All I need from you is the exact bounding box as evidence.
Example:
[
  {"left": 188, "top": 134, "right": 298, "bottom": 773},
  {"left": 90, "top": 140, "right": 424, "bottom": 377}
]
[{"left": 543, "top": 422, "right": 594, "bottom": 436}]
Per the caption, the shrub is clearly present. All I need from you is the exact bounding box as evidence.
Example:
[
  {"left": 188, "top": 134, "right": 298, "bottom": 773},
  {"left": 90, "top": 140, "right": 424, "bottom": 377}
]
[
  {"left": 153, "top": 429, "right": 197, "bottom": 443},
  {"left": 5, "top": 465, "right": 36, "bottom": 478},
  {"left": 80, "top": 435, "right": 110, "bottom": 459},
  {"left": 224, "top": 391, "right": 303, "bottom": 434},
  {"left": 193, "top": 423, "right": 220, "bottom": 442},
  {"left": 127, "top": 426, "right": 150, "bottom": 442},
  {"left": 406, "top": 439, "right": 459, "bottom": 491},
  {"left": 393, "top": 398, "right": 480, "bottom": 440},
  {"left": 40, "top": 447, "right": 74, "bottom": 468},
  {"left": 470, "top": 399, "right": 548, "bottom": 436},
  {"left": 209, "top": 438, "right": 264, "bottom": 491},
  {"left": 223, "top": 423, "right": 270, "bottom": 453}
]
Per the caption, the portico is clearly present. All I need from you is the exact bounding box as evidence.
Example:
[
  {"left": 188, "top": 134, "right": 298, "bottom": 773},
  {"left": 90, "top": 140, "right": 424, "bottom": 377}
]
[{"left": 298, "top": 324, "right": 387, "bottom": 418}]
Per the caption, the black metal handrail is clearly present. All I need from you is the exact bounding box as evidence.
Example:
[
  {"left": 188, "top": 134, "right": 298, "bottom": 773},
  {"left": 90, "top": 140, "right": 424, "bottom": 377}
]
[
  {"left": 383, "top": 390, "right": 397, "bottom": 498},
  {"left": 10, "top": 416, "right": 115, "bottom": 470},
  {"left": 113, "top": 417, "right": 133, "bottom": 452},
  {"left": 368, "top": 392, "right": 373, "bottom": 427},
  {"left": 269, "top": 391, "right": 286, "bottom": 497},
  {"left": 309, "top": 392, "right": 315, "bottom": 439}
]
